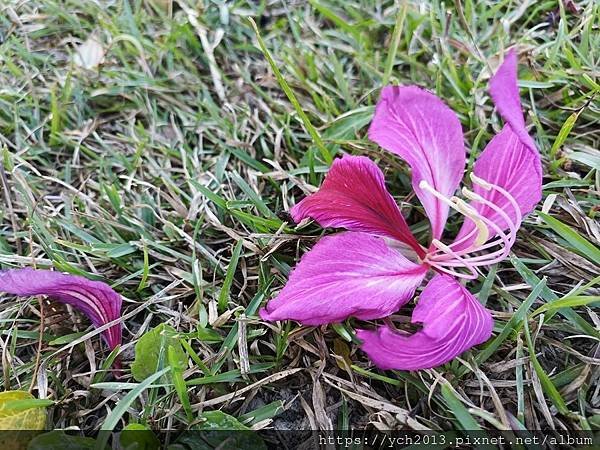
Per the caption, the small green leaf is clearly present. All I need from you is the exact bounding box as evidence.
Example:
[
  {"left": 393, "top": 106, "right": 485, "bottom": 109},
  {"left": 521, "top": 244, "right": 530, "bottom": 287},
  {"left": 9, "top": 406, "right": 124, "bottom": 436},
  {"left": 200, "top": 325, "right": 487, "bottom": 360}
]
[
  {"left": 131, "top": 324, "right": 187, "bottom": 382},
  {"left": 195, "top": 411, "right": 249, "bottom": 430},
  {"left": 549, "top": 111, "right": 579, "bottom": 158},
  {"left": 322, "top": 107, "right": 374, "bottom": 140},
  {"left": 238, "top": 401, "right": 285, "bottom": 426},
  {"left": 168, "top": 345, "right": 193, "bottom": 422}
]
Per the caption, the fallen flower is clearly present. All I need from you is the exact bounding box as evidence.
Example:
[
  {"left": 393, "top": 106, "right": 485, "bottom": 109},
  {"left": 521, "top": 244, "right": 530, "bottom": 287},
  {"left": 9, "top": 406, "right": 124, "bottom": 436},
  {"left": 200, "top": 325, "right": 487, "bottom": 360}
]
[
  {"left": 0, "top": 268, "right": 122, "bottom": 351},
  {"left": 260, "top": 50, "right": 542, "bottom": 370}
]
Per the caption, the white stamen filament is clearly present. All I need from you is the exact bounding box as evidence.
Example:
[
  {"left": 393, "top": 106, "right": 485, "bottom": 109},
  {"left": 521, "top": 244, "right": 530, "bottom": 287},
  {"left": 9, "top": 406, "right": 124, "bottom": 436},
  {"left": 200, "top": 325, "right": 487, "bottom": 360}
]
[
  {"left": 419, "top": 180, "right": 489, "bottom": 246},
  {"left": 421, "top": 175, "right": 521, "bottom": 276}
]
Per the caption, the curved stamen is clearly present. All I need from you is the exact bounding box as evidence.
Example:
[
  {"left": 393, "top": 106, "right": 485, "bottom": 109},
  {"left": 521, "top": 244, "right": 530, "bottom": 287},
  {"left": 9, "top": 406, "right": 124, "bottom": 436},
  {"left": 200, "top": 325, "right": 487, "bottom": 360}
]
[
  {"left": 457, "top": 186, "right": 516, "bottom": 252},
  {"left": 428, "top": 175, "right": 521, "bottom": 261},
  {"left": 426, "top": 239, "right": 479, "bottom": 279},
  {"left": 427, "top": 262, "right": 480, "bottom": 279},
  {"left": 419, "top": 180, "right": 490, "bottom": 247},
  {"left": 471, "top": 173, "right": 522, "bottom": 229},
  {"left": 421, "top": 174, "right": 521, "bottom": 273},
  {"left": 430, "top": 209, "right": 512, "bottom": 267},
  {"left": 428, "top": 195, "right": 513, "bottom": 262}
]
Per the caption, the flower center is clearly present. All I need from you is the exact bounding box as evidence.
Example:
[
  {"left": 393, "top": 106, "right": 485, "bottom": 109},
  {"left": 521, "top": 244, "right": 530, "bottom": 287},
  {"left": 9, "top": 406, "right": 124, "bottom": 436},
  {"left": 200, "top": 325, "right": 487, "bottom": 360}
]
[{"left": 419, "top": 174, "right": 521, "bottom": 279}]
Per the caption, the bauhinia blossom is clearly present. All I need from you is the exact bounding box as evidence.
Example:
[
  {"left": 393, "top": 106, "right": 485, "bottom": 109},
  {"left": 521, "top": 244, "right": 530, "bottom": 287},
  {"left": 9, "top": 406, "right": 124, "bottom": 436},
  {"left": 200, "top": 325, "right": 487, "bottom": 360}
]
[
  {"left": 0, "top": 268, "right": 122, "bottom": 350},
  {"left": 260, "top": 50, "right": 542, "bottom": 370}
]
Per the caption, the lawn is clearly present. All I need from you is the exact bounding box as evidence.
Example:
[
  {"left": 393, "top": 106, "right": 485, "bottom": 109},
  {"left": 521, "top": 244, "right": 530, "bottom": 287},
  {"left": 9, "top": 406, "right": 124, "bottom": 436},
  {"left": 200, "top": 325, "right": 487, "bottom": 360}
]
[{"left": 0, "top": 0, "right": 598, "bottom": 445}]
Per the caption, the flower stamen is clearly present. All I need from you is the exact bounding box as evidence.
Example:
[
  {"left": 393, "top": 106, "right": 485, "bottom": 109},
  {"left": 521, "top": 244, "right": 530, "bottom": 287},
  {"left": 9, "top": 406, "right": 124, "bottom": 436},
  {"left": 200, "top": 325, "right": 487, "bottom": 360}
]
[{"left": 421, "top": 176, "right": 521, "bottom": 274}]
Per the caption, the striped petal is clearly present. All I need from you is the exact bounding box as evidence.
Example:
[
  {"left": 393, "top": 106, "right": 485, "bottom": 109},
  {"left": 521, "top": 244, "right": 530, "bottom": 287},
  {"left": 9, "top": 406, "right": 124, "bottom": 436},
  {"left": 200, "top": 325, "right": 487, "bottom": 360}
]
[
  {"left": 291, "top": 155, "right": 423, "bottom": 255},
  {"left": 368, "top": 86, "right": 466, "bottom": 240},
  {"left": 260, "top": 232, "right": 428, "bottom": 325},
  {"left": 453, "top": 50, "right": 542, "bottom": 250},
  {"left": 357, "top": 275, "right": 493, "bottom": 370},
  {"left": 0, "top": 268, "right": 122, "bottom": 350}
]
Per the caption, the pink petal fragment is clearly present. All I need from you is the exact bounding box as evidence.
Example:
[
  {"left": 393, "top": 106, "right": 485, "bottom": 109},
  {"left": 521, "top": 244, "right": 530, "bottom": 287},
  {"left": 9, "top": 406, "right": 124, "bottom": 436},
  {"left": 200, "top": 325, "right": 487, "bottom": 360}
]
[
  {"left": 489, "top": 49, "right": 537, "bottom": 151},
  {"left": 357, "top": 275, "right": 493, "bottom": 370},
  {"left": 0, "top": 268, "right": 122, "bottom": 350},
  {"left": 259, "top": 232, "right": 427, "bottom": 325},
  {"left": 368, "top": 86, "right": 466, "bottom": 240},
  {"left": 453, "top": 51, "right": 542, "bottom": 250},
  {"left": 291, "top": 155, "right": 423, "bottom": 255}
]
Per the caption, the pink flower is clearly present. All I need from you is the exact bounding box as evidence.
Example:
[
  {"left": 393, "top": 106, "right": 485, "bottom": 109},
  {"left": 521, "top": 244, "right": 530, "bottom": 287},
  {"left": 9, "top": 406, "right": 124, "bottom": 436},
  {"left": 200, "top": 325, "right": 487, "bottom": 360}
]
[
  {"left": 0, "top": 268, "right": 122, "bottom": 351},
  {"left": 260, "top": 50, "right": 542, "bottom": 370}
]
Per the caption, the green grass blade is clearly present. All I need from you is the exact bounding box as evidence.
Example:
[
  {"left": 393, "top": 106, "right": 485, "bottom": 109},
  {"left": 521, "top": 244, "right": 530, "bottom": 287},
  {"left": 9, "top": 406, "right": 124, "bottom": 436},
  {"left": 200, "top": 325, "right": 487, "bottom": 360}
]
[
  {"left": 441, "top": 384, "right": 481, "bottom": 430},
  {"left": 97, "top": 367, "right": 170, "bottom": 449},
  {"left": 249, "top": 18, "right": 332, "bottom": 164},
  {"left": 218, "top": 240, "right": 243, "bottom": 311},
  {"left": 538, "top": 212, "right": 600, "bottom": 264}
]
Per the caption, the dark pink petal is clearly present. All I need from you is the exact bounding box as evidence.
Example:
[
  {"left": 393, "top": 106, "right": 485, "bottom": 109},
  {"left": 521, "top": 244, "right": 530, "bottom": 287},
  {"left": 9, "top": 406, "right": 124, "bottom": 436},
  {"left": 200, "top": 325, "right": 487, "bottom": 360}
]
[
  {"left": 259, "top": 232, "right": 427, "bottom": 325},
  {"left": 357, "top": 275, "right": 493, "bottom": 370},
  {"left": 291, "top": 155, "right": 423, "bottom": 256},
  {"left": 452, "top": 51, "right": 542, "bottom": 250},
  {"left": 368, "top": 86, "right": 465, "bottom": 240},
  {"left": 0, "top": 268, "right": 122, "bottom": 350}
]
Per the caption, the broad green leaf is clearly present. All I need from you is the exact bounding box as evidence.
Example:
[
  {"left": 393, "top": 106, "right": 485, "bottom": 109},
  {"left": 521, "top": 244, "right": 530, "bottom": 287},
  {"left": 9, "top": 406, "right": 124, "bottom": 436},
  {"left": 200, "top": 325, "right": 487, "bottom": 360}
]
[
  {"left": 565, "top": 150, "right": 600, "bottom": 169},
  {"left": 0, "top": 391, "right": 49, "bottom": 430},
  {"left": 179, "top": 411, "right": 266, "bottom": 450},
  {"left": 120, "top": 424, "right": 160, "bottom": 450},
  {"left": 322, "top": 107, "right": 374, "bottom": 140},
  {"left": 28, "top": 431, "right": 99, "bottom": 450},
  {"left": 131, "top": 324, "right": 187, "bottom": 382},
  {"left": 238, "top": 401, "right": 285, "bottom": 426}
]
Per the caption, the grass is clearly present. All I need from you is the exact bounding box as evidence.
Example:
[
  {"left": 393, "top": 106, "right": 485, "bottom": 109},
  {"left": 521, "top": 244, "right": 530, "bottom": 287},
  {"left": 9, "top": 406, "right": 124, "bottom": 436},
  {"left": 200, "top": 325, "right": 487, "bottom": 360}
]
[{"left": 0, "top": 0, "right": 599, "bottom": 439}]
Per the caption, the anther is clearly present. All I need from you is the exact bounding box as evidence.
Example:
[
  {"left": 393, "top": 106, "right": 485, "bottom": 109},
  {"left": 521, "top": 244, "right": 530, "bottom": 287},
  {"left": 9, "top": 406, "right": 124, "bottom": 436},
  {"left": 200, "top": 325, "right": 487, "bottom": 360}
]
[{"left": 470, "top": 173, "right": 493, "bottom": 190}]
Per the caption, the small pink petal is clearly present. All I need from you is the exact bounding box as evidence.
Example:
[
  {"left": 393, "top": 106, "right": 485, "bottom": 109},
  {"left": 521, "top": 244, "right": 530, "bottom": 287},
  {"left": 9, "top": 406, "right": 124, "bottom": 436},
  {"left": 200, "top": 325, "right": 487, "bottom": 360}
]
[
  {"left": 292, "top": 155, "right": 423, "bottom": 255},
  {"left": 0, "top": 268, "right": 122, "bottom": 350},
  {"left": 368, "top": 86, "right": 466, "bottom": 240},
  {"left": 453, "top": 51, "right": 542, "bottom": 250},
  {"left": 357, "top": 275, "right": 493, "bottom": 370},
  {"left": 260, "top": 232, "right": 427, "bottom": 325}
]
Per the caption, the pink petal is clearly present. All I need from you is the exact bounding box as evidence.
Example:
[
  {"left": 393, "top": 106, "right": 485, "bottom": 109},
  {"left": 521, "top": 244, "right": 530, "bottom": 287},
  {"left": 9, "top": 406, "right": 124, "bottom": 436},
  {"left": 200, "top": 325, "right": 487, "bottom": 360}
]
[
  {"left": 0, "top": 268, "right": 122, "bottom": 350},
  {"left": 453, "top": 51, "right": 542, "bottom": 249},
  {"left": 259, "top": 232, "right": 427, "bottom": 325},
  {"left": 489, "top": 49, "right": 537, "bottom": 151},
  {"left": 292, "top": 155, "right": 423, "bottom": 256},
  {"left": 368, "top": 86, "right": 465, "bottom": 240},
  {"left": 357, "top": 275, "right": 493, "bottom": 370}
]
